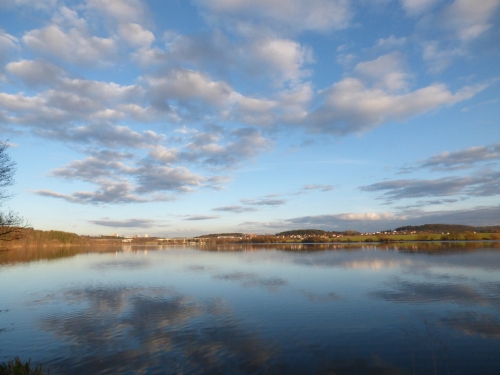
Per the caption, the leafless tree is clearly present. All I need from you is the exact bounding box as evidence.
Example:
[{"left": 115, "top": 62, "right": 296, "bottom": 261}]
[{"left": 0, "top": 140, "right": 27, "bottom": 242}]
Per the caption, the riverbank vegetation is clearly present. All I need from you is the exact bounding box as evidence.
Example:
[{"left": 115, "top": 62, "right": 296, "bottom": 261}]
[{"left": 0, "top": 358, "right": 48, "bottom": 375}]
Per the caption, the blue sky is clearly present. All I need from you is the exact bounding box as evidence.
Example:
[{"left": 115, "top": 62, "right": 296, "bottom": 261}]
[{"left": 0, "top": 0, "right": 499, "bottom": 236}]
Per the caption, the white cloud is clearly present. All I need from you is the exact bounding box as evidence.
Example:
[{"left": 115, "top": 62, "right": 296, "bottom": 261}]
[
  {"left": 89, "top": 218, "right": 158, "bottom": 228},
  {"left": 442, "top": 0, "right": 500, "bottom": 42},
  {"left": 147, "top": 69, "right": 235, "bottom": 108},
  {"left": 148, "top": 127, "right": 271, "bottom": 169},
  {"left": 247, "top": 37, "right": 313, "bottom": 83},
  {"left": 197, "top": 0, "right": 352, "bottom": 32},
  {"left": 0, "top": 30, "right": 19, "bottom": 66},
  {"left": 1, "top": 0, "right": 59, "bottom": 11},
  {"left": 145, "top": 68, "right": 279, "bottom": 125},
  {"left": 308, "top": 77, "right": 486, "bottom": 134},
  {"left": 401, "top": 0, "right": 439, "bottom": 15},
  {"left": 118, "top": 23, "right": 155, "bottom": 47},
  {"left": 86, "top": 0, "right": 148, "bottom": 23},
  {"left": 421, "top": 40, "right": 465, "bottom": 73},
  {"left": 22, "top": 7, "right": 117, "bottom": 66},
  {"left": 354, "top": 53, "right": 411, "bottom": 92},
  {"left": 34, "top": 182, "right": 152, "bottom": 204},
  {"left": 334, "top": 212, "right": 398, "bottom": 221},
  {"left": 6, "top": 59, "right": 66, "bottom": 87},
  {"left": 374, "top": 35, "right": 407, "bottom": 49},
  {"left": 420, "top": 143, "right": 500, "bottom": 170}
]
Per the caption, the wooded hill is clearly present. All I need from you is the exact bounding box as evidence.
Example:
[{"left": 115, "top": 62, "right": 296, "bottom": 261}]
[
  {"left": 275, "top": 229, "right": 360, "bottom": 236},
  {"left": 394, "top": 224, "right": 500, "bottom": 233}
]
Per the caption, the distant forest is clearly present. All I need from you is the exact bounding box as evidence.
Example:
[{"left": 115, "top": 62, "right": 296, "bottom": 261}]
[
  {"left": 275, "top": 229, "right": 360, "bottom": 236},
  {"left": 393, "top": 224, "right": 500, "bottom": 233}
]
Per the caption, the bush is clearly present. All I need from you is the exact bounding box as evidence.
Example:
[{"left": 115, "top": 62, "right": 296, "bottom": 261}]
[
  {"left": 0, "top": 358, "right": 48, "bottom": 375},
  {"left": 463, "top": 231, "right": 479, "bottom": 241},
  {"left": 416, "top": 233, "right": 429, "bottom": 241}
]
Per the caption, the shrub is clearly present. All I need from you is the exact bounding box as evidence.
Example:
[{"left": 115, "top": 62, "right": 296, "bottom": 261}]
[
  {"left": 463, "top": 231, "right": 479, "bottom": 241},
  {"left": 416, "top": 233, "right": 429, "bottom": 241},
  {"left": 0, "top": 358, "right": 48, "bottom": 375}
]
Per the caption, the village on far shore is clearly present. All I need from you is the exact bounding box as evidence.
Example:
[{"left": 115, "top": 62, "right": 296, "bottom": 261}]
[{"left": 4, "top": 224, "right": 500, "bottom": 249}]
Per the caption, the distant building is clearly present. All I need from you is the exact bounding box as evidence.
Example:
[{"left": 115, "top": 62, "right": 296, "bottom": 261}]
[
  {"left": 110, "top": 234, "right": 119, "bottom": 237},
  {"left": 144, "top": 234, "right": 148, "bottom": 238}
]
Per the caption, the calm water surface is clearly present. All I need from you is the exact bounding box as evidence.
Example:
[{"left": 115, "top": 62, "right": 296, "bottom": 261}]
[{"left": 1, "top": 243, "right": 500, "bottom": 374}]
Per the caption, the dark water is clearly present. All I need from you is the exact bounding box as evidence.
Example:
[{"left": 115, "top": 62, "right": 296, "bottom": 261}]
[{"left": 1, "top": 243, "right": 500, "bottom": 374}]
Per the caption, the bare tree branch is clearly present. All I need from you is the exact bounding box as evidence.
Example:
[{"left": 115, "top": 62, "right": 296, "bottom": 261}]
[{"left": 0, "top": 140, "right": 27, "bottom": 242}]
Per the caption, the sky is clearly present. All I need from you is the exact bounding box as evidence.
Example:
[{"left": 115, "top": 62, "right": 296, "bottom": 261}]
[{"left": 0, "top": 0, "right": 499, "bottom": 237}]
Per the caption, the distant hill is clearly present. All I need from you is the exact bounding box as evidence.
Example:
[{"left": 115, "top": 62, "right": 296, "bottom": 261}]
[
  {"left": 275, "top": 229, "right": 360, "bottom": 236},
  {"left": 275, "top": 229, "right": 328, "bottom": 236},
  {"left": 394, "top": 224, "right": 500, "bottom": 233}
]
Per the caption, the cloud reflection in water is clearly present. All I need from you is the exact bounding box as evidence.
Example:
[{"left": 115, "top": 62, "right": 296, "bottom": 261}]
[{"left": 40, "top": 286, "right": 274, "bottom": 375}]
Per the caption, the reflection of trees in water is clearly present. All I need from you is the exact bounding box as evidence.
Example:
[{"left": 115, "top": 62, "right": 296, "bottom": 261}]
[
  {"left": 198, "top": 242, "right": 500, "bottom": 253},
  {"left": 0, "top": 246, "right": 119, "bottom": 265},
  {"left": 2, "top": 242, "right": 499, "bottom": 266},
  {"left": 40, "top": 286, "right": 274, "bottom": 375}
]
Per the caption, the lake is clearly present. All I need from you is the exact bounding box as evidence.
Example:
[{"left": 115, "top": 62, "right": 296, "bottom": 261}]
[{"left": 1, "top": 243, "right": 500, "bottom": 374}]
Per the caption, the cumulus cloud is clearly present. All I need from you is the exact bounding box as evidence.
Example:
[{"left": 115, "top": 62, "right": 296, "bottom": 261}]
[
  {"left": 442, "top": 0, "right": 500, "bottom": 42},
  {"left": 0, "top": 61, "right": 172, "bottom": 149},
  {"left": 212, "top": 205, "right": 258, "bottom": 213},
  {"left": 86, "top": 0, "right": 149, "bottom": 23},
  {"left": 148, "top": 127, "right": 271, "bottom": 169},
  {"left": 37, "top": 124, "right": 164, "bottom": 148},
  {"left": 374, "top": 35, "right": 407, "bottom": 49},
  {"left": 89, "top": 218, "right": 158, "bottom": 228},
  {"left": 196, "top": 0, "right": 352, "bottom": 32},
  {"left": 246, "top": 37, "right": 313, "bottom": 83},
  {"left": 36, "top": 149, "right": 208, "bottom": 204},
  {"left": 22, "top": 7, "right": 117, "bottom": 66},
  {"left": 353, "top": 53, "right": 411, "bottom": 93},
  {"left": 0, "top": 30, "right": 19, "bottom": 64},
  {"left": 307, "top": 77, "right": 485, "bottom": 134},
  {"left": 118, "top": 23, "right": 155, "bottom": 47},
  {"left": 6, "top": 59, "right": 66, "bottom": 87},
  {"left": 132, "top": 165, "right": 205, "bottom": 194}
]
